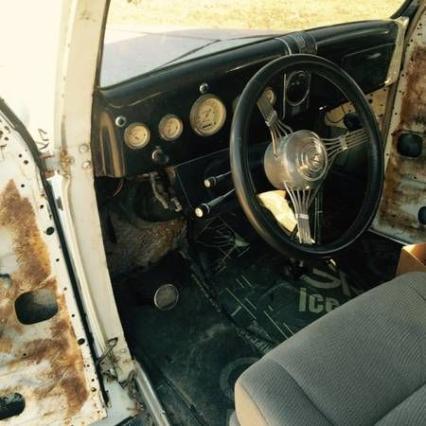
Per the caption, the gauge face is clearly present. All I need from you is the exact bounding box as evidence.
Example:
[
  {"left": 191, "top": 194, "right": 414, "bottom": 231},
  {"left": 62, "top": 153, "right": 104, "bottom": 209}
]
[
  {"left": 263, "top": 87, "right": 276, "bottom": 105},
  {"left": 286, "top": 71, "right": 310, "bottom": 106},
  {"left": 159, "top": 114, "right": 183, "bottom": 141},
  {"left": 124, "top": 123, "right": 151, "bottom": 149},
  {"left": 190, "top": 94, "right": 227, "bottom": 137}
]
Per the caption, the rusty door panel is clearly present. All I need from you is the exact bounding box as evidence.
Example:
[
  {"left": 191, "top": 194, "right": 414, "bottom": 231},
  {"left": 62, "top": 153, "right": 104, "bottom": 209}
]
[
  {"left": 325, "top": 87, "right": 390, "bottom": 132},
  {"left": 373, "top": 11, "right": 426, "bottom": 242},
  {"left": 0, "top": 111, "right": 106, "bottom": 424}
]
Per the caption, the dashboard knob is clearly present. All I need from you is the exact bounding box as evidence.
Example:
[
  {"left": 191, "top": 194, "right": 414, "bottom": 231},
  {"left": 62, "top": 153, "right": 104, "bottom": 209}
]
[
  {"left": 195, "top": 205, "right": 207, "bottom": 218},
  {"left": 151, "top": 147, "right": 169, "bottom": 165},
  {"left": 203, "top": 171, "right": 231, "bottom": 188},
  {"left": 194, "top": 189, "right": 235, "bottom": 218}
]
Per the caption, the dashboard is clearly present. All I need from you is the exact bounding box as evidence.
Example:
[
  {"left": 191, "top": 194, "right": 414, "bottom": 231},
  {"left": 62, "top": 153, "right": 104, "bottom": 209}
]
[
  {"left": 121, "top": 83, "right": 298, "bottom": 147},
  {"left": 93, "top": 20, "right": 398, "bottom": 180}
]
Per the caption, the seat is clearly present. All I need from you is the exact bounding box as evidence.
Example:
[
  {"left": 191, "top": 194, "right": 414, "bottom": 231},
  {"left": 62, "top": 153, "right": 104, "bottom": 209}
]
[{"left": 233, "top": 271, "right": 426, "bottom": 426}]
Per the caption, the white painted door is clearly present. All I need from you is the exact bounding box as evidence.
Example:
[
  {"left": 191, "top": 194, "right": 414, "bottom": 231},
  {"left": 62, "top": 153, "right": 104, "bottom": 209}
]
[{"left": 0, "top": 99, "right": 106, "bottom": 425}]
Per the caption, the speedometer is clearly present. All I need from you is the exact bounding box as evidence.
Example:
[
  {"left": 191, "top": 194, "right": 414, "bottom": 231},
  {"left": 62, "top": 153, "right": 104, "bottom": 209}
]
[{"left": 190, "top": 94, "right": 227, "bottom": 137}]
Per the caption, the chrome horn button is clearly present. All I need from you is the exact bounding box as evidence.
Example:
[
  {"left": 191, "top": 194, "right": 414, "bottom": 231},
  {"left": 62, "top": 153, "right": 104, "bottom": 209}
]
[
  {"left": 296, "top": 131, "right": 328, "bottom": 182},
  {"left": 264, "top": 130, "right": 328, "bottom": 190}
]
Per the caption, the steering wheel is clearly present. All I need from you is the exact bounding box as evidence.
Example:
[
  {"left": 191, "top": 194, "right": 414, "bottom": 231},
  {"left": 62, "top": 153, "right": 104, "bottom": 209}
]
[{"left": 230, "top": 54, "right": 383, "bottom": 258}]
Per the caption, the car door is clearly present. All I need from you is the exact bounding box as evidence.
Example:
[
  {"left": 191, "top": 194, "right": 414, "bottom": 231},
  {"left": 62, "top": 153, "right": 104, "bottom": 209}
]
[
  {"left": 373, "top": 1, "right": 426, "bottom": 242},
  {"left": 0, "top": 99, "right": 106, "bottom": 424}
]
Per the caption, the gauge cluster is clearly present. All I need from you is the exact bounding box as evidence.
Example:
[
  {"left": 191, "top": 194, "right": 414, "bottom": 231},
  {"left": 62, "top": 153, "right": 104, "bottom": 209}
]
[
  {"left": 105, "top": 66, "right": 306, "bottom": 176},
  {"left": 121, "top": 86, "right": 280, "bottom": 155},
  {"left": 110, "top": 74, "right": 303, "bottom": 177},
  {"left": 122, "top": 95, "right": 230, "bottom": 150},
  {"left": 121, "top": 94, "right": 229, "bottom": 156}
]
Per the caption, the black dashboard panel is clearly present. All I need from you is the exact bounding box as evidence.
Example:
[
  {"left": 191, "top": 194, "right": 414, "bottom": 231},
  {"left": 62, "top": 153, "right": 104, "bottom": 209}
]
[
  {"left": 97, "top": 61, "right": 284, "bottom": 176},
  {"left": 93, "top": 20, "right": 398, "bottom": 177}
]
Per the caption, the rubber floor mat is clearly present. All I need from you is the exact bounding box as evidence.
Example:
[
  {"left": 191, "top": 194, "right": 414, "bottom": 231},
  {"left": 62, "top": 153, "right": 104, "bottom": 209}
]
[
  {"left": 194, "top": 218, "right": 401, "bottom": 346},
  {"left": 211, "top": 245, "right": 361, "bottom": 344},
  {"left": 114, "top": 262, "right": 260, "bottom": 426}
]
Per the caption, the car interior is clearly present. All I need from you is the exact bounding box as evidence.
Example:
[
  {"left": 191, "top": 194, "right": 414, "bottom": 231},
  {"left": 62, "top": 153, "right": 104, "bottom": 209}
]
[{"left": 91, "top": 5, "right": 425, "bottom": 425}]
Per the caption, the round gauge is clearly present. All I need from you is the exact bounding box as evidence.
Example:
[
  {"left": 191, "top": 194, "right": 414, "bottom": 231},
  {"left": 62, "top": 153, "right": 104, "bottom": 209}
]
[
  {"left": 124, "top": 123, "right": 151, "bottom": 149},
  {"left": 263, "top": 87, "right": 276, "bottom": 105},
  {"left": 190, "top": 94, "right": 227, "bottom": 137},
  {"left": 159, "top": 114, "right": 183, "bottom": 141},
  {"left": 286, "top": 71, "right": 310, "bottom": 106}
]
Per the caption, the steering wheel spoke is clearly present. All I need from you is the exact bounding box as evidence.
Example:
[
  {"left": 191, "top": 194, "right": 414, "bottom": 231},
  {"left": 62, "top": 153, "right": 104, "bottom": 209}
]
[
  {"left": 257, "top": 91, "right": 292, "bottom": 155},
  {"left": 313, "top": 188, "right": 324, "bottom": 245},
  {"left": 322, "top": 128, "right": 369, "bottom": 162},
  {"left": 284, "top": 183, "right": 319, "bottom": 245}
]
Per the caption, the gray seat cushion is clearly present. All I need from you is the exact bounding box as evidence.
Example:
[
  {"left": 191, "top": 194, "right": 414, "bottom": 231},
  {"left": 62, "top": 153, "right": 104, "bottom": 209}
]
[{"left": 234, "top": 272, "right": 426, "bottom": 426}]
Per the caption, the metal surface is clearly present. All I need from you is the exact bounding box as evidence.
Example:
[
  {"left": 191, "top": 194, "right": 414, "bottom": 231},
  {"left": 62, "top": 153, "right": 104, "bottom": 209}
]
[
  {"left": 53, "top": 0, "right": 137, "bottom": 388},
  {"left": 322, "top": 129, "right": 369, "bottom": 160},
  {"left": 373, "top": 5, "right": 426, "bottom": 243},
  {"left": 325, "top": 87, "right": 390, "bottom": 132},
  {"left": 0, "top": 111, "right": 105, "bottom": 425},
  {"left": 115, "top": 115, "right": 127, "bottom": 128},
  {"left": 385, "top": 17, "right": 409, "bottom": 86},
  {"left": 264, "top": 130, "right": 328, "bottom": 189},
  {"left": 153, "top": 284, "right": 179, "bottom": 311},
  {"left": 257, "top": 90, "right": 292, "bottom": 155},
  {"left": 133, "top": 361, "right": 171, "bottom": 426},
  {"left": 0, "top": 0, "right": 142, "bottom": 422}
]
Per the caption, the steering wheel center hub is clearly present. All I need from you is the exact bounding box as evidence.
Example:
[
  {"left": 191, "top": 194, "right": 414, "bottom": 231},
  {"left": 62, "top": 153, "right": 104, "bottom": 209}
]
[{"left": 264, "top": 129, "right": 328, "bottom": 190}]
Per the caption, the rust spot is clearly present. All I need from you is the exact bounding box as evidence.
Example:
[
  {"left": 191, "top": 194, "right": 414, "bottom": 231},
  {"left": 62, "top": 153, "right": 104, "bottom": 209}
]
[
  {"left": 400, "top": 46, "right": 426, "bottom": 128},
  {"left": 0, "top": 181, "right": 50, "bottom": 292},
  {"left": 0, "top": 180, "right": 89, "bottom": 419},
  {"left": 0, "top": 336, "right": 13, "bottom": 353},
  {"left": 378, "top": 45, "right": 426, "bottom": 240}
]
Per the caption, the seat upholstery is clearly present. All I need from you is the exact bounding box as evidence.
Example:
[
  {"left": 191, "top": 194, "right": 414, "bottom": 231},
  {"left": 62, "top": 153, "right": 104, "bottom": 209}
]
[{"left": 234, "top": 272, "right": 426, "bottom": 426}]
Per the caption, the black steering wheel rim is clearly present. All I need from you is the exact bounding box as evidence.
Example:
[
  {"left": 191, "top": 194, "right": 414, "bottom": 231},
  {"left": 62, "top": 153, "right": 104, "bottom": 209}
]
[{"left": 230, "top": 54, "right": 384, "bottom": 258}]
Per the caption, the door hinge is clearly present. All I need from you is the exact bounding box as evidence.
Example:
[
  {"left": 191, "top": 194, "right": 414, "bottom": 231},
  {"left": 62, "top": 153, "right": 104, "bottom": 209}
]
[{"left": 40, "top": 148, "right": 74, "bottom": 177}]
